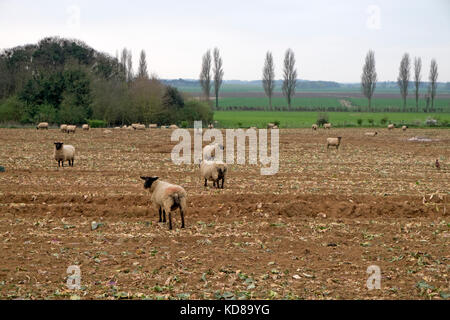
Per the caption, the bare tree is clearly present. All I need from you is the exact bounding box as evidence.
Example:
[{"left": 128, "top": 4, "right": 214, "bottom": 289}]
[
  {"left": 282, "top": 48, "right": 297, "bottom": 110},
  {"left": 213, "top": 48, "right": 224, "bottom": 110},
  {"left": 262, "top": 51, "right": 275, "bottom": 110},
  {"left": 361, "top": 50, "right": 377, "bottom": 112},
  {"left": 413, "top": 57, "right": 421, "bottom": 112},
  {"left": 137, "top": 50, "right": 149, "bottom": 79},
  {"left": 199, "top": 50, "right": 212, "bottom": 104},
  {"left": 397, "top": 53, "right": 410, "bottom": 112},
  {"left": 120, "top": 48, "right": 128, "bottom": 80},
  {"left": 126, "top": 51, "right": 133, "bottom": 82},
  {"left": 428, "top": 59, "right": 438, "bottom": 112}
]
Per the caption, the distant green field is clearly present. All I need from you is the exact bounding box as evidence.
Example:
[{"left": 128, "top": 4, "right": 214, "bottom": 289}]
[
  {"left": 213, "top": 111, "right": 450, "bottom": 128},
  {"left": 215, "top": 97, "right": 450, "bottom": 112}
]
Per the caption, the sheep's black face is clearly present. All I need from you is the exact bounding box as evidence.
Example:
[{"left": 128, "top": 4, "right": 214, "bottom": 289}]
[
  {"left": 140, "top": 176, "right": 159, "bottom": 189},
  {"left": 54, "top": 142, "right": 64, "bottom": 150}
]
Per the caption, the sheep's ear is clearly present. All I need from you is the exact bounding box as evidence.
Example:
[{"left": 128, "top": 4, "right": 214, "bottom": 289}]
[
  {"left": 150, "top": 176, "right": 159, "bottom": 181},
  {"left": 140, "top": 176, "right": 149, "bottom": 180}
]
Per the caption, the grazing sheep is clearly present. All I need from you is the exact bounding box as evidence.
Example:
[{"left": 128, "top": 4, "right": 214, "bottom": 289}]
[
  {"left": 54, "top": 142, "right": 75, "bottom": 167},
  {"left": 82, "top": 124, "right": 90, "bottom": 131},
  {"left": 149, "top": 124, "right": 158, "bottom": 129},
  {"left": 327, "top": 137, "right": 342, "bottom": 150},
  {"left": 402, "top": 125, "right": 407, "bottom": 131},
  {"left": 131, "top": 123, "right": 140, "bottom": 130},
  {"left": 140, "top": 176, "right": 187, "bottom": 230},
  {"left": 66, "top": 125, "right": 76, "bottom": 134},
  {"left": 200, "top": 160, "right": 227, "bottom": 188},
  {"left": 323, "top": 123, "right": 332, "bottom": 129},
  {"left": 136, "top": 124, "right": 146, "bottom": 130},
  {"left": 364, "top": 131, "right": 378, "bottom": 137},
  {"left": 388, "top": 124, "right": 395, "bottom": 130},
  {"left": 60, "top": 124, "right": 68, "bottom": 133},
  {"left": 202, "top": 143, "right": 224, "bottom": 161},
  {"left": 169, "top": 124, "right": 179, "bottom": 129},
  {"left": 312, "top": 124, "right": 318, "bottom": 130},
  {"left": 36, "top": 122, "right": 49, "bottom": 130},
  {"left": 114, "top": 126, "right": 121, "bottom": 130}
]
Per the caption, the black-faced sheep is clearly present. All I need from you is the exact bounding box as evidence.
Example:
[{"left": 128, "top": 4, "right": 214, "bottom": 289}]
[{"left": 54, "top": 142, "right": 75, "bottom": 167}]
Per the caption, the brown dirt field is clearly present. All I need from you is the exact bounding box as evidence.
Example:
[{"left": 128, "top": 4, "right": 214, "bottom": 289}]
[{"left": 0, "top": 127, "right": 449, "bottom": 300}]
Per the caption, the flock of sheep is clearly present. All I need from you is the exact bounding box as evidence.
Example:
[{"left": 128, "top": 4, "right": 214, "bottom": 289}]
[{"left": 36, "top": 120, "right": 409, "bottom": 230}]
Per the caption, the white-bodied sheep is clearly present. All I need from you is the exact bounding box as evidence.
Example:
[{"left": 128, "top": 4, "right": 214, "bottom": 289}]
[
  {"left": 388, "top": 124, "right": 395, "bottom": 130},
  {"left": 324, "top": 123, "right": 332, "bottom": 129},
  {"left": 36, "top": 122, "right": 49, "bottom": 130},
  {"left": 140, "top": 176, "right": 187, "bottom": 230},
  {"left": 200, "top": 160, "right": 228, "bottom": 189},
  {"left": 327, "top": 137, "right": 342, "bottom": 150},
  {"left": 66, "top": 125, "right": 76, "bottom": 134},
  {"left": 267, "top": 123, "right": 275, "bottom": 129},
  {"left": 136, "top": 124, "right": 146, "bottom": 130},
  {"left": 169, "top": 124, "right": 179, "bottom": 129},
  {"left": 54, "top": 142, "right": 75, "bottom": 167},
  {"left": 131, "top": 123, "right": 140, "bottom": 129},
  {"left": 82, "top": 124, "right": 90, "bottom": 131},
  {"left": 60, "top": 124, "right": 68, "bottom": 133},
  {"left": 203, "top": 143, "right": 224, "bottom": 161},
  {"left": 402, "top": 125, "right": 407, "bottom": 131},
  {"left": 149, "top": 124, "right": 158, "bottom": 129},
  {"left": 312, "top": 124, "right": 318, "bottom": 130},
  {"left": 364, "top": 131, "right": 378, "bottom": 137}
]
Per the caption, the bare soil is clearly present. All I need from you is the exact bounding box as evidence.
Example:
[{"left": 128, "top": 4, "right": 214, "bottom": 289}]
[{"left": 0, "top": 128, "right": 449, "bottom": 300}]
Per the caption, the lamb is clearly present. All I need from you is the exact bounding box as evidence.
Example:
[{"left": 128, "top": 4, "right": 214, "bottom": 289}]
[
  {"left": 327, "top": 137, "right": 342, "bottom": 150},
  {"left": 388, "top": 124, "right": 395, "bottom": 130},
  {"left": 36, "top": 122, "right": 49, "bottom": 130},
  {"left": 54, "top": 142, "right": 75, "bottom": 167},
  {"left": 60, "top": 124, "right": 68, "bottom": 133},
  {"left": 202, "top": 143, "right": 224, "bottom": 161},
  {"left": 200, "top": 160, "right": 227, "bottom": 189},
  {"left": 364, "top": 131, "right": 378, "bottom": 136},
  {"left": 140, "top": 176, "right": 187, "bottom": 230},
  {"left": 82, "top": 124, "right": 90, "bottom": 131},
  {"left": 323, "top": 123, "right": 332, "bottom": 129},
  {"left": 312, "top": 124, "right": 318, "bottom": 130},
  {"left": 402, "top": 125, "right": 407, "bottom": 131},
  {"left": 66, "top": 125, "right": 76, "bottom": 134}
]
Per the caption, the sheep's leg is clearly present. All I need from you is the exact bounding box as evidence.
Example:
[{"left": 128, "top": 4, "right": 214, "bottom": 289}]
[
  {"left": 180, "top": 208, "right": 185, "bottom": 228},
  {"left": 168, "top": 211, "right": 172, "bottom": 230},
  {"left": 221, "top": 178, "right": 225, "bottom": 189},
  {"left": 158, "top": 207, "right": 162, "bottom": 222},
  {"left": 163, "top": 209, "right": 166, "bottom": 222},
  {"left": 204, "top": 179, "right": 207, "bottom": 187}
]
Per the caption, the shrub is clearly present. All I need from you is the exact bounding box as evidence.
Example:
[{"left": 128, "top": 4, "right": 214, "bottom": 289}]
[
  {"left": 87, "top": 119, "right": 107, "bottom": 128},
  {"left": 273, "top": 120, "right": 280, "bottom": 127},
  {"left": 368, "top": 118, "right": 374, "bottom": 126},
  {"left": 380, "top": 117, "right": 388, "bottom": 125},
  {"left": 0, "top": 96, "right": 26, "bottom": 122},
  {"left": 35, "top": 104, "right": 58, "bottom": 123},
  {"left": 316, "top": 113, "right": 329, "bottom": 127},
  {"left": 357, "top": 118, "right": 363, "bottom": 126},
  {"left": 180, "top": 120, "right": 188, "bottom": 128}
]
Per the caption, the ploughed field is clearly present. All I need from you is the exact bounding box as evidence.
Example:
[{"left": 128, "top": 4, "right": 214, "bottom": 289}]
[{"left": 0, "top": 127, "right": 449, "bottom": 300}]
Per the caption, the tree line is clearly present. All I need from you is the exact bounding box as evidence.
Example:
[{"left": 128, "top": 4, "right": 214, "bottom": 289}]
[{"left": 0, "top": 37, "right": 212, "bottom": 126}]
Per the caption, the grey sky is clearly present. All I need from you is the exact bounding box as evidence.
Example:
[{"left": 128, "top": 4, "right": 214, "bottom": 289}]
[{"left": 1, "top": 0, "right": 449, "bottom": 82}]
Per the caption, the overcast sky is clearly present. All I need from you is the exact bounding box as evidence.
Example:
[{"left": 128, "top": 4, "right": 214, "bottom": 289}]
[{"left": 0, "top": 0, "right": 449, "bottom": 82}]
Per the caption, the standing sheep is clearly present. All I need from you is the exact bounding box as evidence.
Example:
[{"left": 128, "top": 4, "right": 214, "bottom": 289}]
[
  {"left": 312, "top": 124, "right": 318, "bottom": 130},
  {"left": 60, "top": 124, "right": 68, "bottom": 133},
  {"left": 66, "top": 125, "right": 76, "bottom": 134},
  {"left": 364, "top": 131, "right": 378, "bottom": 137},
  {"left": 327, "top": 137, "right": 342, "bottom": 150},
  {"left": 169, "top": 124, "right": 179, "bottom": 129},
  {"left": 200, "top": 160, "right": 228, "bottom": 189},
  {"left": 323, "top": 123, "right": 332, "bottom": 129},
  {"left": 36, "top": 122, "right": 49, "bottom": 130},
  {"left": 402, "top": 125, "right": 407, "bottom": 131},
  {"left": 388, "top": 124, "right": 395, "bottom": 130},
  {"left": 82, "top": 124, "right": 90, "bottom": 131},
  {"left": 140, "top": 176, "right": 187, "bottom": 230},
  {"left": 54, "top": 142, "right": 75, "bottom": 167}
]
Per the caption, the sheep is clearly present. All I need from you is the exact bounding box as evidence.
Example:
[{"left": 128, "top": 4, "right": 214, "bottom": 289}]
[
  {"left": 200, "top": 160, "right": 228, "bottom": 189},
  {"left": 136, "top": 124, "right": 146, "bottom": 130},
  {"left": 131, "top": 123, "right": 140, "bottom": 130},
  {"left": 36, "top": 122, "right": 49, "bottom": 130},
  {"left": 267, "top": 123, "right": 275, "bottom": 129},
  {"left": 54, "top": 142, "right": 75, "bottom": 167},
  {"left": 327, "top": 137, "right": 342, "bottom": 150},
  {"left": 388, "top": 124, "right": 395, "bottom": 130},
  {"left": 114, "top": 126, "right": 121, "bottom": 130},
  {"left": 60, "top": 124, "right": 68, "bottom": 133},
  {"left": 202, "top": 143, "right": 224, "bottom": 161},
  {"left": 149, "top": 124, "right": 158, "bottom": 129},
  {"left": 140, "top": 176, "right": 187, "bottom": 230},
  {"left": 323, "top": 123, "right": 332, "bottom": 129},
  {"left": 169, "top": 124, "right": 179, "bottom": 129},
  {"left": 402, "top": 125, "right": 407, "bottom": 131},
  {"left": 66, "top": 125, "right": 76, "bottom": 134},
  {"left": 208, "top": 124, "right": 214, "bottom": 129},
  {"left": 312, "top": 124, "right": 318, "bottom": 130},
  {"left": 82, "top": 124, "right": 90, "bottom": 131},
  {"left": 364, "top": 131, "right": 378, "bottom": 137}
]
